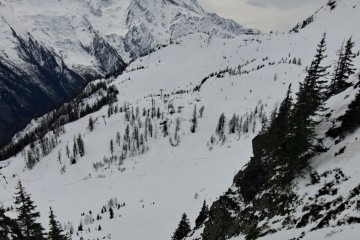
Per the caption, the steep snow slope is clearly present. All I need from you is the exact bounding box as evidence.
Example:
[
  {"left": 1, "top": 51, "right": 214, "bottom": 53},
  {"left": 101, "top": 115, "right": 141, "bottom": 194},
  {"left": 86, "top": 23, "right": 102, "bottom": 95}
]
[
  {"left": 201, "top": 0, "right": 360, "bottom": 239},
  {"left": 0, "top": 0, "right": 360, "bottom": 239},
  {"left": 226, "top": 82, "right": 360, "bottom": 240}
]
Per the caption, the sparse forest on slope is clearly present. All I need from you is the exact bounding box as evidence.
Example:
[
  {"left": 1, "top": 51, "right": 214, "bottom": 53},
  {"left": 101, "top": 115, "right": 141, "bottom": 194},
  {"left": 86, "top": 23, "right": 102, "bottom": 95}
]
[{"left": 0, "top": 0, "right": 252, "bottom": 146}]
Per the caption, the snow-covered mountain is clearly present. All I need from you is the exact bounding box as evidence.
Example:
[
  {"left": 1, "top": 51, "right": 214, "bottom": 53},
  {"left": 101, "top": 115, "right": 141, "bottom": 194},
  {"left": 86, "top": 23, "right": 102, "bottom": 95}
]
[
  {"left": 1, "top": 0, "right": 360, "bottom": 239},
  {"left": 0, "top": 0, "right": 255, "bottom": 145}
]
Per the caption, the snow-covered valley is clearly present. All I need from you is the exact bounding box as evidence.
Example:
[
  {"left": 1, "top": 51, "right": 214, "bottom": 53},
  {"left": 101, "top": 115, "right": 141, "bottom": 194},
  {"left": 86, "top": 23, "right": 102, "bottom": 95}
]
[{"left": 1, "top": 0, "right": 360, "bottom": 239}]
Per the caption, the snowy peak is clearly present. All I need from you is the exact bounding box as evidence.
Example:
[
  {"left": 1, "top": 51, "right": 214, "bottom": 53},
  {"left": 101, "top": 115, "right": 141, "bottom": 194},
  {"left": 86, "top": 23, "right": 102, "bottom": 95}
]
[{"left": 124, "top": 0, "right": 256, "bottom": 57}]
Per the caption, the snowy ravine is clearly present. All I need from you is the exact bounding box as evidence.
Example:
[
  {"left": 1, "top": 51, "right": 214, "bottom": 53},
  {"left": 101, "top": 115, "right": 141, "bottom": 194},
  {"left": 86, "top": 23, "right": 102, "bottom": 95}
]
[{"left": 1, "top": 0, "right": 360, "bottom": 239}]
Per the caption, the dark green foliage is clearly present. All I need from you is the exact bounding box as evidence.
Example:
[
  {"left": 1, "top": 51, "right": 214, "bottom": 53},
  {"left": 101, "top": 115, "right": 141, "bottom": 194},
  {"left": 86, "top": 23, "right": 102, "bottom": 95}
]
[
  {"left": 172, "top": 213, "right": 191, "bottom": 240},
  {"left": 284, "top": 34, "right": 329, "bottom": 177},
  {"left": 78, "top": 223, "right": 83, "bottom": 232},
  {"left": 161, "top": 120, "right": 168, "bottom": 137},
  {"left": 14, "top": 181, "right": 44, "bottom": 240},
  {"left": 77, "top": 134, "right": 85, "bottom": 157},
  {"left": 72, "top": 137, "right": 78, "bottom": 159},
  {"left": 295, "top": 33, "right": 329, "bottom": 114},
  {"left": 109, "top": 207, "right": 114, "bottom": 219},
  {"left": 328, "top": 90, "right": 360, "bottom": 138},
  {"left": 88, "top": 116, "right": 94, "bottom": 132},
  {"left": 340, "top": 91, "right": 360, "bottom": 133},
  {"left": 228, "top": 114, "right": 238, "bottom": 134},
  {"left": 237, "top": 84, "right": 295, "bottom": 202},
  {"left": 0, "top": 207, "right": 24, "bottom": 240},
  {"left": 195, "top": 200, "right": 209, "bottom": 229},
  {"left": 190, "top": 105, "right": 197, "bottom": 133},
  {"left": 328, "top": 38, "right": 355, "bottom": 96},
  {"left": 47, "top": 207, "right": 67, "bottom": 240},
  {"left": 110, "top": 139, "right": 114, "bottom": 155},
  {"left": 216, "top": 113, "right": 226, "bottom": 139}
]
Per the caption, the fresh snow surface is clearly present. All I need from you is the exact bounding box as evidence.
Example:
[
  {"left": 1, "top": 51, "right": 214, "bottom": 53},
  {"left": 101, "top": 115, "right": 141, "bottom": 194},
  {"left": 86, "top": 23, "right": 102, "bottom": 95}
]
[{"left": 1, "top": 0, "right": 360, "bottom": 239}]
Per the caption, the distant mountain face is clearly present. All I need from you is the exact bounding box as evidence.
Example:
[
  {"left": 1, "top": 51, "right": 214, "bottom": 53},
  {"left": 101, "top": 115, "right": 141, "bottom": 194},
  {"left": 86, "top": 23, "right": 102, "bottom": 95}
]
[{"left": 0, "top": 0, "right": 256, "bottom": 145}]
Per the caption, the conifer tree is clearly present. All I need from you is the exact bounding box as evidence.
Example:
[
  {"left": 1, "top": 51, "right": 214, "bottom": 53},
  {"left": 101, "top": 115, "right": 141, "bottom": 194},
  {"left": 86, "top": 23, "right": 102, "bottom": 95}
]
[
  {"left": 216, "top": 113, "right": 226, "bottom": 139},
  {"left": 190, "top": 105, "right": 198, "bottom": 133},
  {"left": 77, "top": 134, "right": 85, "bottom": 157},
  {"left": 266, "top": 84, "right": 293, "bottom": 161},
  {"left": 195, "top": 201, "right": 209, "bottom": 229},
  {"left": 72, "top": 137, "right": 77, "bottom": 159},
  {"left": 124, "top": 125, "right": 130, "bottom": 143},
  {"left": 109, "top": 207, "right": 114, "bottom": 219},
  {"left": 88, "top": 116, "right": 94, "bottom": 132},
  {"left": 229, "top": 114, "right": 238, "bottom": 134},
  {"left": 303, "top": 33, "right": 329, "bottom": 109},
  {"left": 14, "top": 181, "right": 44, "bottom": 240},
  {"left": 116, "top": 132, "right": 121, "bottom": 146},
  {"left": 26, "top": 151, "right": 36, "bottom": 169},
  {"left": 65, "top": 145, "right": 70, "bottom": 159},
  {"left": 77, "top": 222, "right": 83, "bottom": 232},
  {"left": 328, "top": 37, "right": 355, "bottom": 95},
  {"left": 162, "top": 120, "right": 168, "bottom": 137},
  {"left": 110, "top": 139, "right": 114, "bottom": 156},
  {"left": 47, "top": 207, "right": 67, "bottom": 240},
  {"left": 199, "top": 105, "right": 205, "bottom": 118},
  {"left": 286, "top": 34, "right": 329, "bottom": 177},
  {"left": 172, "top": 213, "right": 191, "bottom": 240}
]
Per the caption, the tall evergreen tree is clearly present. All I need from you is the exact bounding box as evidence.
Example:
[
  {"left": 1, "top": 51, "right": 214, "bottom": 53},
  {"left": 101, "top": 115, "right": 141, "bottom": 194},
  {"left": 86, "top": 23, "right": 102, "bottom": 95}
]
[
  {"left": 285, "top": 34, "right": 329, "bottom": 177},
  {"left": 195, "top": 200, "right": 209, "bottom": 229},
  {"left": 109, "top": 207, "right": 114, "bottom": 219},
  {"left": 47, "top": 207, "right": 67, "bottom": 240},
  {"left": 265, "top": 85, "right": 293, "bottom": 140},
  {"left": 72, "top": 137, "right": 78, "bottom": 159},
  {"left": 229, "top": 114, "right": 238, "bottom": 134},
  {"left": 303, "top": 33, "right": 329, "bottom": 111},
  {"left": 88, "top": 116, "right": 94, "bottom": 132},
  {"left": 216, "top": 113, "right": 226, "bottom": 139},
  {"left": 14, "top": 181, "right": 44, "bottom": 240},
  {"left": 328, "top": 37, "right": 355, "bottom": 95},
  {"left": 172, "top": 213, "right": 191, "bottom": 240},
  {"left": 190, "top": 105, "right": 197, "bottom": 133},
  {"left": 110, "top": 139, "right": 114, "bottom": 156},
  {"left": 77, "top": 134, "right": 85, "bottom": 157}
]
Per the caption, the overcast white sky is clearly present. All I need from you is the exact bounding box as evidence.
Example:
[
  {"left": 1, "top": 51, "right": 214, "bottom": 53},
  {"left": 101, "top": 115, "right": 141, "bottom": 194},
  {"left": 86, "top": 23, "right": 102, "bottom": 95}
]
[{"left": 198, "top": 0, "right": 327, "bottom": 32}]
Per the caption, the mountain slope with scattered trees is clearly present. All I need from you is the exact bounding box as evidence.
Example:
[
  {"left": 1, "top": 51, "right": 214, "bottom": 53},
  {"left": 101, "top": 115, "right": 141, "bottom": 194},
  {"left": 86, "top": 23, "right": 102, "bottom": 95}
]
[{"left": 1, "top": 0, "right": 360, "bottom": 240}]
